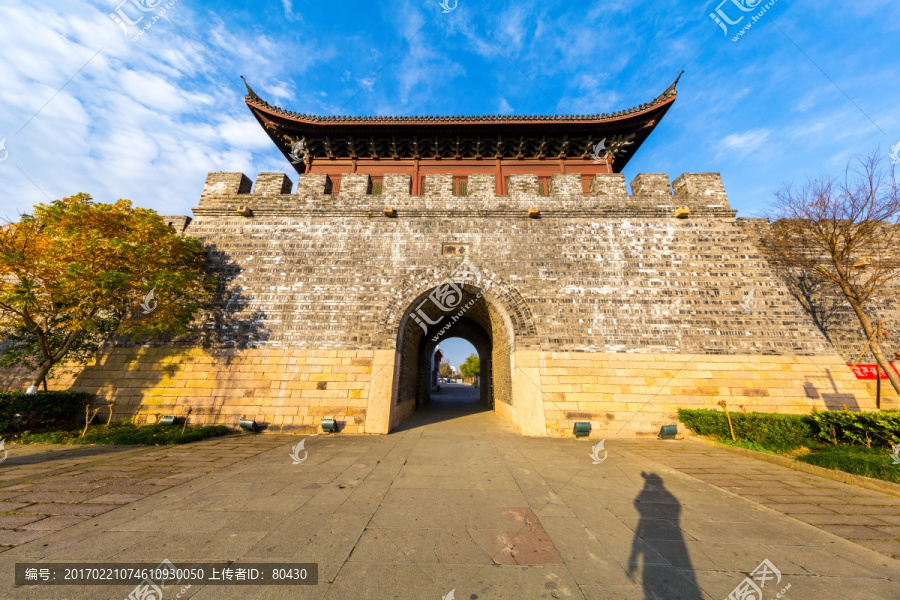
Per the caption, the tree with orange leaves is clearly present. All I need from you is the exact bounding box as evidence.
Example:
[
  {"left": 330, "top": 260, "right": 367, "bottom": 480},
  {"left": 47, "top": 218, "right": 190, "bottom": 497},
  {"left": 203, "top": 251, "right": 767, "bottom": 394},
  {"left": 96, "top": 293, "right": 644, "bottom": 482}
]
[{"left": 0, "top": 193, "right": 215, "bottom": 391}]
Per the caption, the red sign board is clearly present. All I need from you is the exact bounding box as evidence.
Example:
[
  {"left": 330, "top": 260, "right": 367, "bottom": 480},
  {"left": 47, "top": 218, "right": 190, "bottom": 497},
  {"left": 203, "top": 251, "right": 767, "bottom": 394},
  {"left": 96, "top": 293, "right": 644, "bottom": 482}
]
[{"left": 848, "top": 363, "right": 899, "bottom": 380}]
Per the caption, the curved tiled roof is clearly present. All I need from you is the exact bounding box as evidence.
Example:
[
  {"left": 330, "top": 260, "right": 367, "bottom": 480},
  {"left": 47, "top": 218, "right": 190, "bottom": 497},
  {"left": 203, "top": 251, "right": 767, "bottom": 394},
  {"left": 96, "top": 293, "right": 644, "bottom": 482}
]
[
  {"left": 241, "top": 74, "right": 680, "bottom": 125},
  {"left": 242, "top": 75, "right": 681, "bottom": 173}
]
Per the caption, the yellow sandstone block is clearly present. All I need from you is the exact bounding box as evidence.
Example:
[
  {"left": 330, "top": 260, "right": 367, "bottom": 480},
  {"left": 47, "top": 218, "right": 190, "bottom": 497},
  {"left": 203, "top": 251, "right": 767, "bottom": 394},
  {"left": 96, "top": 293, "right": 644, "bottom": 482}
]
[{"left": 310, "top": 373, "right": 347, "bottom": 382}]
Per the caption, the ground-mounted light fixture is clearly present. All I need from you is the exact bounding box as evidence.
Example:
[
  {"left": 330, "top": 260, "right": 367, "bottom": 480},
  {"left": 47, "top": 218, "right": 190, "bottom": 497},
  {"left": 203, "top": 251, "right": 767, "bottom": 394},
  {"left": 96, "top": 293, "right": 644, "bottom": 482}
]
[
  {"left": 573, "top": 422, "right": 591, "bottom": 437},
  {"left": 321, "top": 418, "right": 337, "bottom": 433},
  {"left": 658, "top": 425, "right": 678, "bottom": 439},
  {"left": 159, "top": 415, "right": 179, "bottom": 426},
  {"left": 239, "top": 419, "right": 259, "bottom": 432},
  {"left": 528, "top": 207, "right": 541, "bottom": 218},
  {"left": 674, "top": 206, "right": 690, "bottom": 219}
]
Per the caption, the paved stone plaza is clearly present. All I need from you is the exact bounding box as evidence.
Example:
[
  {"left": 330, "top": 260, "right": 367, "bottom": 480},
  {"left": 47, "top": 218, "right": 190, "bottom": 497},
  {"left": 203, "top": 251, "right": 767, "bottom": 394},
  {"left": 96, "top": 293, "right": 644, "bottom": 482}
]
[{"left": 0, "top": 391, "right": 897, "bottom": 599}]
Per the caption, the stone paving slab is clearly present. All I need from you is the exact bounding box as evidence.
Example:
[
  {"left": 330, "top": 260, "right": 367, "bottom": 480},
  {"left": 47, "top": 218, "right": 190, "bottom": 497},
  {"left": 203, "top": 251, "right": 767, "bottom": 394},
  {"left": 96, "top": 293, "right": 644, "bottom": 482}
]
[
  {"left": 0, "top": 436, "right": 287, "bottom": 553},
  {"left": 0, "top": 410, "right": 897, "bottom": 599},
  {"left": 622, "top": 440, "right": 900, "bottom": 559}
]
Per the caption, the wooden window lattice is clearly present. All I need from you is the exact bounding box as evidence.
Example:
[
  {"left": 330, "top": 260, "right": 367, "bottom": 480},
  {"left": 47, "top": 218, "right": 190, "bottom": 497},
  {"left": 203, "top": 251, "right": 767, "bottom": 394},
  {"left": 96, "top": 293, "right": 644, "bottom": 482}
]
[{"left": 538, "top": 178, "right": 551, "bottom": 196}]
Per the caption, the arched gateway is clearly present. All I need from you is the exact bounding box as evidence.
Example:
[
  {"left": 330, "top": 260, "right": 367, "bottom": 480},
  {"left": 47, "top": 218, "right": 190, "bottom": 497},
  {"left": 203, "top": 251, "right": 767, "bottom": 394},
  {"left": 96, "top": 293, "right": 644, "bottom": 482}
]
[
  {"left": 59, "top": 75, "right": 883, "bottom": 437},
  {"left": 380, "top": 258, "right": 543, "bottom": 434}
]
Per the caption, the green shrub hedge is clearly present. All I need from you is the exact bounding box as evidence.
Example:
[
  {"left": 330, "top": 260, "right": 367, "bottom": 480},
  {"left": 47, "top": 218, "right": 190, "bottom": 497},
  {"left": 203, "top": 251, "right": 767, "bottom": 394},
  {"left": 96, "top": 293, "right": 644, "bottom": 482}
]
[
  {"left": 0, "top": 391, "right": 93, "bottom": 433},
  {"left": 808, "top": 410, "right": 900, "bottom": 447},
  {"left": 677, "top": 408, "right": 900, "bottom": 450},
  {"left": 12, "top": 423, "right": 230, "bottom": 446},
  {"left": 677, "top": 409, "right": 813, "bottom": 451}
]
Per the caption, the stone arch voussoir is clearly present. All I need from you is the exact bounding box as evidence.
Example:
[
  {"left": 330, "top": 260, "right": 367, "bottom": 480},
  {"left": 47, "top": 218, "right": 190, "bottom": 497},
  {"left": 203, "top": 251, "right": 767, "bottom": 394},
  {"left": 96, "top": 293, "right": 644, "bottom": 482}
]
[{"left": 376, "top": 260, "right": 538, "bottom": 348}]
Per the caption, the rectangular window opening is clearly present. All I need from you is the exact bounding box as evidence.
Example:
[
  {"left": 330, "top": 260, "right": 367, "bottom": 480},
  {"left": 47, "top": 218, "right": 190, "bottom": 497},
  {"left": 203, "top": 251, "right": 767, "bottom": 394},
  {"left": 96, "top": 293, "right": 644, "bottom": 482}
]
[
  {"left": 452, "top": 177, "right": 468, "bottom": 196},
  {"left": 538, "top": 177, "right": 551, "bottom": 196}
]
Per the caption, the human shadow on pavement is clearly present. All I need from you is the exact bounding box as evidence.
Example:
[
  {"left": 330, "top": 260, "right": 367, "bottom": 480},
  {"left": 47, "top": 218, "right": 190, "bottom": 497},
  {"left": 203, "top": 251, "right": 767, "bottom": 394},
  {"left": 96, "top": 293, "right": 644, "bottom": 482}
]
[{"left": 626, "top": 471, "right": 703, "bottom": 600}]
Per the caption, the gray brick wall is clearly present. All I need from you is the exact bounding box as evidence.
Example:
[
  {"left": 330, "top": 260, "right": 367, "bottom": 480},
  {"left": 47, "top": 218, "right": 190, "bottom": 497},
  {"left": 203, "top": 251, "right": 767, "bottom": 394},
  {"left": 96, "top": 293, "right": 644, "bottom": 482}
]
[{"left": 158, "top": 171, "right": 840, "bottom": 359}]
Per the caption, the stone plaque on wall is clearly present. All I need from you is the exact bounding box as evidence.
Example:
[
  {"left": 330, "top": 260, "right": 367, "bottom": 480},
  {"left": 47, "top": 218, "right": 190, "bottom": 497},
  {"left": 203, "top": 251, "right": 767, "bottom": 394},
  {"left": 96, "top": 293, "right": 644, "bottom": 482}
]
[{"left": 442, "top": 244, "right": 470, "bottom": 255}]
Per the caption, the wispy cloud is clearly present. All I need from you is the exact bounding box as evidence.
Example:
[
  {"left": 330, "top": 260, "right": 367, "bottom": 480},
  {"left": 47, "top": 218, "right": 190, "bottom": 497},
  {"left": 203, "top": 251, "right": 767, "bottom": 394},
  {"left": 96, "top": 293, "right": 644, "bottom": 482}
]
[
  {"left": 1, "top": 0, "right": 898, "bottom": 224},
  {"left": 0, "top": 0, "right": 284, "bottom": 216},
  {"left": 280, "top": 0, "right": 299, "bottom": 22},
  {"left": 716, "top": 129, "right": 772, "bottom": 160}
]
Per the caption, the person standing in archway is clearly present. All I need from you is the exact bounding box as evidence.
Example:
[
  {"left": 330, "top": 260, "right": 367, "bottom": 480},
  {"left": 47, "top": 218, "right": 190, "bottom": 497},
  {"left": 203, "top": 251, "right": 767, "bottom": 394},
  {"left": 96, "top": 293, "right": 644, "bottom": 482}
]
[{"left": 433, "top": 347, "right": 443, "bottom": 393}]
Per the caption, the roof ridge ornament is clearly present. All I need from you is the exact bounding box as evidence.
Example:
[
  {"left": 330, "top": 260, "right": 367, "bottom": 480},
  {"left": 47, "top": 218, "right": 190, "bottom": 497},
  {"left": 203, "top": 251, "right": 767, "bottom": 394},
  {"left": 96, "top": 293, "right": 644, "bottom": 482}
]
[
  {"left": 664, "top": 71, "right": 684, "bottom": 96},
  {"left": 241, "top": 75, "right": 262, "bottom": 103}
]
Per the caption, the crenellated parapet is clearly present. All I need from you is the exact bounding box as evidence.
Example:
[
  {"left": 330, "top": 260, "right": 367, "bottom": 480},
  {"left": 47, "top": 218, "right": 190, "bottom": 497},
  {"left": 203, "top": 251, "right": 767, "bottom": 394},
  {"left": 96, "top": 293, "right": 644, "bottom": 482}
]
[
  {"left": 630, "top": 173, "right": 672, "bottom": 196},
  {"left": 201, "top": 172, "right": 252, "bottom": 198},
  {"left": 194, "top": 171, "right": 734, "bottom": 217},
  {"left": 159, "top": 215, "right": 192, "bottom": 234}
]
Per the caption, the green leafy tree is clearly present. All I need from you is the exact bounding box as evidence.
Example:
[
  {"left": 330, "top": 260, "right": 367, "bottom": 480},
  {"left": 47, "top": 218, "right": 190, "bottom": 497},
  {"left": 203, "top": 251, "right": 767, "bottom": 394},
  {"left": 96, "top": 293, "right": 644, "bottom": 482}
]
[
  {"left": 0, "top": 193, "right": 215, "bottom": 389},
  {"left": 460, "top": 354, "right": 480, "bottom": 378},
  {"left": 439, "top": 361, "right": 453, "bottom": 378}
]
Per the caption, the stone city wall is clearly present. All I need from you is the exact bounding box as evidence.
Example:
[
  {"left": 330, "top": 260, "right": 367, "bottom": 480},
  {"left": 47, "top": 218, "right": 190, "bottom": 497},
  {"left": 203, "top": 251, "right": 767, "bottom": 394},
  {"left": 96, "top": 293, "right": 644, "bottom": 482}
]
[{"left": 3, "top": 171, "right": 881, "bottom": 435}]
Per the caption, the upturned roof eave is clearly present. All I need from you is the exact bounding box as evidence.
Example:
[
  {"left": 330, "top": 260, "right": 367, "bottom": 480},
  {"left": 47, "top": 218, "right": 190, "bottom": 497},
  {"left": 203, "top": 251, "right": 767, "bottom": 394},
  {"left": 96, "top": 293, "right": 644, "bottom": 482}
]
[
  {"left": 241, "top": 73, "right": 679, "bottom": 128},
  {"left": 245, "top": 94, "right": 675, "bottom": 128}
]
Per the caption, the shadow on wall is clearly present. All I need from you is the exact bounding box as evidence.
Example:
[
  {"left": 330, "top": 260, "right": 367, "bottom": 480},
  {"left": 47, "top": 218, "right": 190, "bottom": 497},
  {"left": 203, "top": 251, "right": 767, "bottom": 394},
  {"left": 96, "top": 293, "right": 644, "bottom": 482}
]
[
  {"left": 803, "top": 369, "right": 859, "bottom": 410},
  {"left": 627, "top": 472, "right": 702, "bottom": 600},
  {"left": 71, "top": 244, "right": 271, "bottom": 426}
]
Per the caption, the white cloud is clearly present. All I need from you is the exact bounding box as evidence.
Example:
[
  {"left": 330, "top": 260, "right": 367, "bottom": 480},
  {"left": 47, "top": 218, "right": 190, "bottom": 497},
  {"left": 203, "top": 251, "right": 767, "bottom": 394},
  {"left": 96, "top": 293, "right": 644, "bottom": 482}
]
[
  {"left": 265, "top": 82, "right": 293, "bottom": 102},
  {"left": 716, "top": 129, "right": 772, "bottom": 161},
  {"left": 0, "top": 0, "right": 291, "bottom": 218},
  {"left": 280, "top": 0, "right": 297, "bottom": 21}
]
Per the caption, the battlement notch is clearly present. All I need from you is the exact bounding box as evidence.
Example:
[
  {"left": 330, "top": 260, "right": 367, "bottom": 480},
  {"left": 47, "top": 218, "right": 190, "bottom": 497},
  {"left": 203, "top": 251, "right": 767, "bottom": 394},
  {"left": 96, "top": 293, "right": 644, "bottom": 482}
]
[
  {"left": 631, "top": 173, "right": 672, "bottom": 196},
  {"left": 340, "top": 173, "right": 371, "bottom": 195},
  {"left": 673, "top": 173, "right": 728, "bottom": 205},
  {"left": 590, "top": 173, "right": 627, "bottom": 196},
  {"left": 202, "top": 172, "right": 252, "bottom": 197},
  {"left": 254, "top": 173, "right": 293, "bottom": 196}
]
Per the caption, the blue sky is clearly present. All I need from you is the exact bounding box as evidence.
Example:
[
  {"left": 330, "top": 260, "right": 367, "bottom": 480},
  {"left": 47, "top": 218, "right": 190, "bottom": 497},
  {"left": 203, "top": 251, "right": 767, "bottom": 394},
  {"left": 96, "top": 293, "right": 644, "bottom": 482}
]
[
  {"left": 0, "top": 0, "right": 898, "bottom": 220},
  {"left": 437, "top": 337, "right": 477, "bottom": 372}
]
